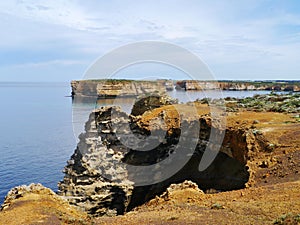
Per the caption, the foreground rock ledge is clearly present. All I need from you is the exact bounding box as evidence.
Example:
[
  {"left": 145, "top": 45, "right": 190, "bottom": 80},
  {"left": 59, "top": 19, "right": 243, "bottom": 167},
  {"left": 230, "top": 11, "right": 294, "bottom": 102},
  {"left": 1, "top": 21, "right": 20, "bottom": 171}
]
[
  {"left": 2, "top": 180, "right": 300, "bottom": 224},
  {"left": 0, "top": 183, "right": 90, "bottom": 225}
]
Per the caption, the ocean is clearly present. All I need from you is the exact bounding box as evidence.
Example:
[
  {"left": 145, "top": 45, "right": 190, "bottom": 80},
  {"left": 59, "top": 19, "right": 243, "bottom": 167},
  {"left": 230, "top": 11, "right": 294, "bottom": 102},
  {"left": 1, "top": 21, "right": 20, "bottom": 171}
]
[
  {"left": 0, "top": 82, "right": 76, "bottom": 203},
  {"left": 0, "top": 82, "right": 276, "bottom": 203}
]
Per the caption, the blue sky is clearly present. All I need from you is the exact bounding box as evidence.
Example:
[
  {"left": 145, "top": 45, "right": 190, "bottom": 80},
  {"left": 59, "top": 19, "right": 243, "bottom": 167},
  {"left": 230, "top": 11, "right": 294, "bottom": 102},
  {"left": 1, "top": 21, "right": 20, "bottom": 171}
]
[{"left": 0, "top": 0, "right": 300, "bottom": 81}]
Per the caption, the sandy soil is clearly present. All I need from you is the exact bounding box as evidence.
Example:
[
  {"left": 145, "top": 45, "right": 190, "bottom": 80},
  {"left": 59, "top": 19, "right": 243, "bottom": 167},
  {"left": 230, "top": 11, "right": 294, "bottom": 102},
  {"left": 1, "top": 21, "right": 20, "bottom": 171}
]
[{"left": 95, "top": 180, "right": 300, "bottom": 225}]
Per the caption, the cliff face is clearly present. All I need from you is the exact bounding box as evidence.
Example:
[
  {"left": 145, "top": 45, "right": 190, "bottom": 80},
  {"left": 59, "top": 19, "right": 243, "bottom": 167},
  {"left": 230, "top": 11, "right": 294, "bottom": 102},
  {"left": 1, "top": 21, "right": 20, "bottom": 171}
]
[
  {"left": 1, "top": 94, "right": 299, "bottom": 223},
  {"left": 59, "top": 88, "right": 300, "bottom": 217},
  {"left": 176, "top": 80, "right": 300, "bottom": 91},
  {"left": 58, "top": 108, "right": 135, "bottom": 216},
  {"left": 71, "top": 80, "right": 172, "bottom": 98},
  {"left": 58, "top": 101, "right": 256, "bottom": 216},
  {"left": 71, "top": 80, "right": 300, "bottom": 97}
]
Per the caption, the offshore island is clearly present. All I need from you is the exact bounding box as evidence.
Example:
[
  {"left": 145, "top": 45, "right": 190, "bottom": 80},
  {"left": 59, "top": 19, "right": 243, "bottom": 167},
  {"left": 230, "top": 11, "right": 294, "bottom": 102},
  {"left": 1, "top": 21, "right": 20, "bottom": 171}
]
[{"left": 0, "top": 80, "right": 299, "bottom": 225}]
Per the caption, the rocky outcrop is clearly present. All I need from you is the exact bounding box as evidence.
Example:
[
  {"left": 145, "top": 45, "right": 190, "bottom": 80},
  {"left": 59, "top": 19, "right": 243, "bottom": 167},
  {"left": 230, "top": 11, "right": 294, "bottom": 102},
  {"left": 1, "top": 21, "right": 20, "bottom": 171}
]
[
  {"left": 71, "top": 80, "right": 172, "bottom": 98},
  {"left": 176, "top": 80, "right": 300, "bottom": 91},
  {"left": 131, "top": 94, "right": 178, "bottom": 116},
  {"left": 1, "top": 183, "right": 57, "bottom": 211},
  {"left": 0, "top": 183, "right": 90, "bottom": 225},
  {"left": 71, "top": 79, "right": 300, "bottom": 98},
  {"left": 58, "top": 101, "right": 252, "bottom": 216},
  {"left": 58, "top": 108, "right": 134, "bottom": 216},
  {"left": 1, "top": 90, "right": 299, "bottom": 224}
]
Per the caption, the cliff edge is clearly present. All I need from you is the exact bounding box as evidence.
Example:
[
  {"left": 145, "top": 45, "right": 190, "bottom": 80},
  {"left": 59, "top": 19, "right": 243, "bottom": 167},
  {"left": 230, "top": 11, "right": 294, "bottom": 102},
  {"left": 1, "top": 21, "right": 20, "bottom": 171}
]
[{"left": 1, "top": 93, "right": 299, "bottom": 224}]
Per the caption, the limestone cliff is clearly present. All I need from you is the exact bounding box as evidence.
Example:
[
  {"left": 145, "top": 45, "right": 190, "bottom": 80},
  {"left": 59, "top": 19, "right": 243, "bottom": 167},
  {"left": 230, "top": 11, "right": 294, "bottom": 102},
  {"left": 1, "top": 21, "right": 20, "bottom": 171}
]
[
  {"left": 1, "top": 92, "right": 299, "bottom": 224},
  {"left": 71, "top": 80, "right": 300, "bottom": 98},
  {"left": 71, "top": 80, "right": 172, "bottom": 98},
  {"left": 58, "top": 101, "right": 253, "bottom": 216},
  {"left": 59, "top": 91, "right": 300, "bottom": 217},
  {"left": 176, "top": 80, "right": 300, "bottom": 91}
]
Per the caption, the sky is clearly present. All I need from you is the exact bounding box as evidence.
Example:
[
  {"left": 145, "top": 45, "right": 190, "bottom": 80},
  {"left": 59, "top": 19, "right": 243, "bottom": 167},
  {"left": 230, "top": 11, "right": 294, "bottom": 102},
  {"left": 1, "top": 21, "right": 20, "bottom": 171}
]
[{"left": 0, "top": 0, "right": 300, "bottom": 81}]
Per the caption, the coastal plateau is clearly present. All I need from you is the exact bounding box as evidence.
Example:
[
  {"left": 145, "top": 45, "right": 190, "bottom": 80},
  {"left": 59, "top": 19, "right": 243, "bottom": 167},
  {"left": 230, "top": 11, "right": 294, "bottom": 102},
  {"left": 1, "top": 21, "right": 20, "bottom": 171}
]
[{"left": 1, "top": 85, "right": 299, "bottom": 224}]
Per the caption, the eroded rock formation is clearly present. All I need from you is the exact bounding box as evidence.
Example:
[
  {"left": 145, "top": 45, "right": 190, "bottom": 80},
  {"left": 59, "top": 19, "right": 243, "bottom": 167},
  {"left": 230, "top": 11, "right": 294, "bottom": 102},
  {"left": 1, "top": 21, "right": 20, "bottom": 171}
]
[
  {"left": 1, "top": 183, "right": 56, "bottom": 211},
  {"left": 131, "top": 95, "right": 178, "bottom": 116},
  {"left": 58, "top": 98, "right": 260, "bottom": 216},
  {"left": 71, "top": 80, "right": 170, "bottom": 98},
  {"left": 71, "top": 80, "right": 300, "bottom": 98},
  {"left": 0, "top": 183, "right": 90, "bottom": 224},
  {"left": 176, "top": 80, "right": 300, "bottom": 91}
]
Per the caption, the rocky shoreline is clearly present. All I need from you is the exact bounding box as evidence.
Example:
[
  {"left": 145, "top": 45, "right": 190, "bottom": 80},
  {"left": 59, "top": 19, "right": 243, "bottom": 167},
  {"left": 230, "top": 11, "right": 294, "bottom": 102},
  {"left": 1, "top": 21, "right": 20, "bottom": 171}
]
[
  {"left": 1, "top": 87, "right": 299, "bottom": 224},
  {"left": 57, "top": 102, "right": 250, "bottom": 216},
  {"left": 71, "top": 79, "right": 300, "bottom": 98},
  {"left": 71, "top": 80, "right": 170, "bottom": 98},
  {"left": 177, "top": 80, "right": 300, "bottom": 91}
]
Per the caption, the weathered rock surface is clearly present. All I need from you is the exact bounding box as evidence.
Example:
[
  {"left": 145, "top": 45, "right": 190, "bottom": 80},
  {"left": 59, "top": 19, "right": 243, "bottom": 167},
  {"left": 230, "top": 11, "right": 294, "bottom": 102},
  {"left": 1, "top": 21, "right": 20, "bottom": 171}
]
[
  {"left": 0, "top": 183, "right": 90, "bottom": 225},
  {"left": 1, "top": 183, "right": 56, "bottom": 210},
  {"left": 131, "top": 94, "right": 178, "bottom": 116},
  {"left": 58, "top": 108, "right": 134, "bottom": 216},
  {"left": 71, "top": 80, "right": 170, "bottom": 97},
  {"left": 71, "top": 79, "right": 300, "bottom": 99},
  {"left": 1, "top": 96, "right": 299, "bottom": 224},
  {"left": 58, "top": 103, "right": 251, "bottom": 216},
  {"left": 59, "top": 91, "right": 300, "bottom": 217},
  {"left": 176, "top": 80, "right": 300, "bottom": 91},
  {"left": 95, "top": 180, "right": 300, "bottom": 225},
  {"left": 2, "top": 180, "right": 300, "bottom": 225},
  {"left": 158, "top": 180, "right": 205, "bottom": 201}
]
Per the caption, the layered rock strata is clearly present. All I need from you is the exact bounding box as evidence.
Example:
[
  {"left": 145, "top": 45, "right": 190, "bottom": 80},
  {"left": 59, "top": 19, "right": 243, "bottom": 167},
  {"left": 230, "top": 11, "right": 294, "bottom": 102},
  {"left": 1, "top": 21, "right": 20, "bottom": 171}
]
[
  {"left": 58, "top": 101, "right": 265, "bottom": 216},
  {"left": 71, "top": 80, "right": 169, "bottom": 98},
  {"left": 176, "top": 80, "right": 300, "bottom": 91},
  {"left": 71, "top": 80, "right": 300, "bottom": 98}
]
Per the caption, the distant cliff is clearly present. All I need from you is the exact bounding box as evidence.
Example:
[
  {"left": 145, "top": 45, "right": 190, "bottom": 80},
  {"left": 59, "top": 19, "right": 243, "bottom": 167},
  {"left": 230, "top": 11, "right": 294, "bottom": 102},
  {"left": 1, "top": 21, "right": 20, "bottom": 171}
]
[
  {"left": 176, "top": 80, "right": 300, "bottom": 91},
  {"left": 71, "top": 79, "right": 173, "bottom": 98},
  {"left": 71, "top": 80, "right": 300, "bottom": 98}
]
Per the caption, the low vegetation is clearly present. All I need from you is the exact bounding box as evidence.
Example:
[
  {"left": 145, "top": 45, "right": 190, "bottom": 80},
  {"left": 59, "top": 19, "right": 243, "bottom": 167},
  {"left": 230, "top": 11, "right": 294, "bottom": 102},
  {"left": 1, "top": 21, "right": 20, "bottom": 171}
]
[{"left": 197, "top": 93, "right": 300, "bottom": 113}]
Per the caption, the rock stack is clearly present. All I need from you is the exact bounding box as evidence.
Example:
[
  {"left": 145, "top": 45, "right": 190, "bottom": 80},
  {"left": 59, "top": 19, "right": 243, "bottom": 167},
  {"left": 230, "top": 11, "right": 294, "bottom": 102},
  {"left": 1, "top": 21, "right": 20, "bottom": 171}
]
[
  {"left": 59, "top": 97, "right": 250, "bottom": 216},
  {"left": 58, "top": 107, "right": 134, "bottom": 216}
]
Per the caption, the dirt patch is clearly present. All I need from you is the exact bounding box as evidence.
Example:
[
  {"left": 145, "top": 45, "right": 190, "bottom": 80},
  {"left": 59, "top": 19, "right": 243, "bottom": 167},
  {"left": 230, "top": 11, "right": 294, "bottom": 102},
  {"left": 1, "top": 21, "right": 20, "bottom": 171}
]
[
  {"left": 94, "top": 180, "right": 300, "bottom": 225},
  {"left": 0, "top": 185, "right": 90, "bottom": 225}
]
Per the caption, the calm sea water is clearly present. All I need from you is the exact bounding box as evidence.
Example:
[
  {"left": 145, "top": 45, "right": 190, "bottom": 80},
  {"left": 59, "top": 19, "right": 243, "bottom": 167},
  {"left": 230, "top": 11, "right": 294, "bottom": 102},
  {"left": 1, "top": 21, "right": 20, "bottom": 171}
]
[
  {"left": 0, "top": 82, "right": 76, "bottom": 203},
  {"left": 0, "top": 82, "right": 278, "bottom": 203}
]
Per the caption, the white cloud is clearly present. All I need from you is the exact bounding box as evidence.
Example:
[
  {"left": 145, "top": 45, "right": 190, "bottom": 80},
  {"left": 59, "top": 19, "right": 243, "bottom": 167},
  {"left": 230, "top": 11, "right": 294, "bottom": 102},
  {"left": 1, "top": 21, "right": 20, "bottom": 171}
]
[
  {"left": 0, "top": 0, "right": 300, "bottom": 80},
  {"left": 0, "top": 1, "right": 95, "bottom": 31},
  {"left": 15, "top": 59, "right": 88, "bottom": 68}
]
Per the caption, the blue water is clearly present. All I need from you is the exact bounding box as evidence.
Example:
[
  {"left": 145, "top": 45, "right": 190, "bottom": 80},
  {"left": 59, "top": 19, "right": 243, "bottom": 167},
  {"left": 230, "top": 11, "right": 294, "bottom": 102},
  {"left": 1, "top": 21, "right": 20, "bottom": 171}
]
[
  {"left": 0, "top": 82, "right": 282, "bottom": 204},
  {"left": 0, "top": 82, "right": 76, "bottom": 203}
]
